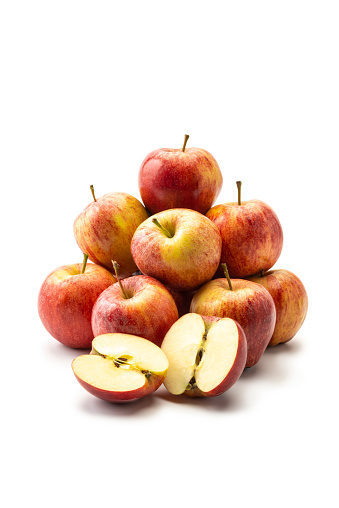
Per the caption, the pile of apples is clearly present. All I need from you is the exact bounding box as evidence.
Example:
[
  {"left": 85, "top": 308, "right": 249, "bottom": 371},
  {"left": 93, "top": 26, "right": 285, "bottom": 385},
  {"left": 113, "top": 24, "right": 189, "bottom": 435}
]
[{"left": 38, "top": 135, "right": 308, "bottom": 403}]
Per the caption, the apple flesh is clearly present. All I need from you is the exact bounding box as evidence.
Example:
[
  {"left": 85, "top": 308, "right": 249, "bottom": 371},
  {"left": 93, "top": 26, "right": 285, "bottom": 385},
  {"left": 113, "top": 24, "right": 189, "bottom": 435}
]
[
  {"left": 131, "top": 208, "right": 222, "bottom": 291},
  {"left": 72, "top": 333, "right": 169, "bottom": 403},
  {"left": 206, "top": 182, "right": 283, "bottom": 278},
  {"left": 74, "top": 188, "right": 149, "bottom": 278},
  {"left": 246, "top": 269, "right": 308, "bottom": 346},
  {"left": 138, "top": 135, "right": 223, "bottom": 215},
  {"left": 161, "top": 313, "right": 247, "bottom": 397},
  {"left": 190, "top": 275, "right": 276, "bottom": 368},
  {"left": 91, "top": 274, "right": 179, "bottom": 347},
  {"left": 38, "top": 259, "right": 115, "bottom": 348}
]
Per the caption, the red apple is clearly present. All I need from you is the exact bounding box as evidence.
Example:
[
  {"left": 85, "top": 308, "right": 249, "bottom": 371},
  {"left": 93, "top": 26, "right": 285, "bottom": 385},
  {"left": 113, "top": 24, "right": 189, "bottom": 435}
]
[
  {"left": 166, "top": 287, "right": 196, "bottom": 317},
  {"left": 72, "top": 333, "right": 169, "bottom": 403},
  {"left": 131, "top": 208, "right": 222, "bottom": 291},
  {"left": 190, "top": 264, "right": 276, "bottom": 368},
  {"left": 138, "top": 134, "right": 223, "bottom": 215},
  {"left": 91, "top": 262, "right": 179, "bottom": 347},
  {"left": 73, "top": 186, "right": 149, "bottom": 278},
  {"left": 246, "top": 269, "right": 308, "bottom": 346},
  {"left": 38, "top": 254, "right": 115, "bottom": 348},
  {"left": 206, "top": 181, "right": 283, "bottom": 278},
  {"left": 161, "top": 313, "right": 247, "bottom": 397},
  {"left": 132, "top": 270, "right": 196, "bottom": 317}
]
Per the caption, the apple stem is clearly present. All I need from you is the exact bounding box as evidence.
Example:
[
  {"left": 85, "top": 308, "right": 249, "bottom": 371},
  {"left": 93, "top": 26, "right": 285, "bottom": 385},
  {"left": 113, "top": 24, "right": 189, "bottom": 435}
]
[
  {"left": 236, "top": 181, "right": 242, "bottom": 205},
  {"left": 90, "top": 185, "right": 97, "bottom": 202},
  {"left": 182, "top": 134, "right": 189, "bottom": 152},
  {"left": 112, "top": 261, "right": 129, "bottom": 299},
  {"left": 260, "top": 269, "right": 265, "bottom": 277},
  {"left": 221, "top": 263, "right": 233, "bottom": 290},
  {"left": 81, "top": 253, "right": 89, "bottom": 274},
  {"left": 152, "top": 218, "right": 173, "bottom": 238}
]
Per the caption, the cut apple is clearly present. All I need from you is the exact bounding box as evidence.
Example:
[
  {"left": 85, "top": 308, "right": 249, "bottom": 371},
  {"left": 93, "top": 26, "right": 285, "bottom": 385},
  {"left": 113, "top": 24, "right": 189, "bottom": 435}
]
[
  {"left": 161, "top": 313, "right": 247, "bottom": 397},
  {"left": 72, "top": 333, "right": 169, "bottom": 403}
]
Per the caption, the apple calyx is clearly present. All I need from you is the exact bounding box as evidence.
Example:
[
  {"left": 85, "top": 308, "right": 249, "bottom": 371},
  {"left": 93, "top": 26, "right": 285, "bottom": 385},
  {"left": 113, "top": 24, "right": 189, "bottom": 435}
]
[
  {"left": 236, "top": 181, "right": 242, "bottom": 206},
  {"left": 90, "top": 184, "right": 97, "bottom": 202},
  {"left": 182, "top": 134, "right": 189, "bottom": 152},
  {"left": 152, "top": 217, "right": 173, "bottom": 238},
  {"left": 112, "top": 260, "right": 129, "bottom": 299},
  {"left": 81, "top": 253, "right": 89, "bottom": 274},
  {"left": 186, "top": 329, "right": 208, "bottom": 392},
  {"left": 221, "top": 262, "right": 233, "bottom": 291}
]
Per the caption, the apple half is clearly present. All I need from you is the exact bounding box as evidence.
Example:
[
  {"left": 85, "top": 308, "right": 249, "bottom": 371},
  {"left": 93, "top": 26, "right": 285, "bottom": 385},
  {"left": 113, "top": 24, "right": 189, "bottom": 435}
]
[
  {"left": 72, "top": 333, "right": 169, "bottom": 403},
  {"left": 161, "top": 313, "right": 247, "bottom": 397}
]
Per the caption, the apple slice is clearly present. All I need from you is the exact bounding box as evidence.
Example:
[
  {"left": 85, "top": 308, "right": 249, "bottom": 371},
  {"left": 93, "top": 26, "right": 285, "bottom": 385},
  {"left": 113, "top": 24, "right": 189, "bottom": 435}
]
[
  {"left": 72, "top": 333, "right": 169, "bottom": 403},
  {"left": 161, "top": 313, "right": 247, "bottom": 397}
]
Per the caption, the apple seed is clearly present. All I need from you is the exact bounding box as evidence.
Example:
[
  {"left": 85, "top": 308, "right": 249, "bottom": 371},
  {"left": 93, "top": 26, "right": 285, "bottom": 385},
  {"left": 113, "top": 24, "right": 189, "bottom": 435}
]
[{"left": 195, "top": 346, "right": 204, "bottom": 367}]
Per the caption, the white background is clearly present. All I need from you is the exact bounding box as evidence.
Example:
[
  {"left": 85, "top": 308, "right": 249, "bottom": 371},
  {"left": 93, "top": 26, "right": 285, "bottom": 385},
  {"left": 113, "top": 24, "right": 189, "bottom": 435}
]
[{"left": 1, "top": 1, "right": 338, "bottom": 507}]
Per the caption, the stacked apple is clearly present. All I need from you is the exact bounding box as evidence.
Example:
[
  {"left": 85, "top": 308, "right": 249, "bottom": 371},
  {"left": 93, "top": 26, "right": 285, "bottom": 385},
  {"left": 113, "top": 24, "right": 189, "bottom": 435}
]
[{"left": 38, "top": 135, "right": 308, "bottom": 403}]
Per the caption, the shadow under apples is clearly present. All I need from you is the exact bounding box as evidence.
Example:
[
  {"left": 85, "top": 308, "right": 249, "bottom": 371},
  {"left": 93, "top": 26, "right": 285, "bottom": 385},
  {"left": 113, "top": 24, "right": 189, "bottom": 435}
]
[
  {"left": 239, "top": 337, "right": 303, "bottom": 383},
  {"left": 155, "top": 384, "right": 244, "bottom": 412},
  {"left": 44, "top": 338, "right": 91, "bottom": 364},
  {"left": 77, "top": 390, "right": 159, "bottom": 417}
]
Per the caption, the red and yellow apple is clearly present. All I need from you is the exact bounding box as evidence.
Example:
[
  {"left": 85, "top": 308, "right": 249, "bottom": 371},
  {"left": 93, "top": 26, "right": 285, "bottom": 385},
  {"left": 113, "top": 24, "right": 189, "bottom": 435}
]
[
  {"left": 38, "top": 255, "right": 115, "bottom": 348},
  {"left": 138, "top": 134, "right": 223, "bottom": 215},
  {"left": 190, "top": 265, "right": 276, "bottom": 368},
  {"left": 72, "top": 333, "right": 169, "bottom": 403},
  {"left": 161, "top": 313, "right": 247, "bottom": 397},
  {"left": 206, "top": 181, "right": 283, "bottom": 278},
  {"left": 131, "top": 208, "right": 222, "bottom": 291},
  {"left": 91, "top": 264, "right": 179, "bottom": 347},
  {"left": 246, "top": 269, "right": 308, "bottom": 346},
  {"left": 74, "top": 186, "right": 149, "bottom": 278}
]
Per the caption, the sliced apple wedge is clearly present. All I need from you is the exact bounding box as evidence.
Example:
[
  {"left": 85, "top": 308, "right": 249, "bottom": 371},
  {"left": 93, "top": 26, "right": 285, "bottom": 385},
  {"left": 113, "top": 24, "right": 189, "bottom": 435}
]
[
  {"left": 72, "top": 333, "right": 169, "bottom": 403},
  {"left": 161, "top": 313, "right": 247, "bottom": 397}
]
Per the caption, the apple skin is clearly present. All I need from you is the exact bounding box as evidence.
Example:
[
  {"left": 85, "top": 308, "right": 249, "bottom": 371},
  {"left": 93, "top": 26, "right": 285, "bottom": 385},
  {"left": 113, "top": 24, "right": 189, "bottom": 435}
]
[
  {"left": 132, "top": 271, "right": 196, "bottom": 317},
  {"left": 91, "top": 275, "right": 179, "bottom": 347},
  {"left": 74, "top": 192, "right": 149, "bottom": 278},
  {"left": 187, "top": 316, "right": 247, "bottom": 398},
  {"left": 190, "top": 278, "right": 276, "bottom": 368},
  {"left": 246, "top": 269, "right": 308, "bottom": 346},
  {"left": 130, "top": 208, "right": 222, "bottom": 291},
  {"left": 138, "top": 146, "right": 223, "bottom": 215},
  {"left": 206, "top": 199, "right": 283, "bottom": 278},
  {"left": 73, "top": 369, "right": 165, "bottom": 403},
  {"left": 38, "top": 263, "right": 115, "bottom": 348},
  {"left": 166, "top": 287, "right": 196, "bottom": 317}
]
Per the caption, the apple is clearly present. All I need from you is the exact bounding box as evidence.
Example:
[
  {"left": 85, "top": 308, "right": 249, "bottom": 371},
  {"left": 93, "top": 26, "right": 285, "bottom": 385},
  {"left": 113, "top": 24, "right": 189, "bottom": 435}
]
[
  {"left": 138, "top": 134, "right": 223, "bottom": 215},
  {"left": 131, "top": 208, "right": 222, "bottom": 291},
  {"left": 206, "top": 181, "right": 283, "bottom": 278},
  {"left": 72, "top": 333, "right": 169, "bottom": 403},
  {"left": 246, "top": 269, "right": 308, "bottom": 346},
  {"left": 91, "top": 262, "right": 179, "bottom": 347},
  {"left": 132, "top": 270, "right": 195, "bottom": 317},
  {"left": 190, "top": 263, "right": 276, "bottom": 368},
  {"left": 38, "top": 254, "right": 115, "bottom": 348},
  {"left": 161, "top": 313, "right": 247, "bottom": 397},
  {"left": 166, "top": 287, "right": 196, "bottom": 317},
  {"left": 73, "top": 186, "right": 149, "bottom": 278}
]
